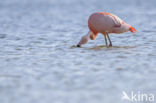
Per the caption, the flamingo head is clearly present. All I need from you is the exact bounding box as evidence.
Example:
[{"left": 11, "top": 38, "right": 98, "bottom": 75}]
[{"left": 77, "top": 34, "right": 89, "bottom": 47}]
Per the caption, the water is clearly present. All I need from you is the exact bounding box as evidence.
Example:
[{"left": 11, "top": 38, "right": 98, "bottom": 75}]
[{"left": 0, "top": 0, "right": 156, "bottom": 103}]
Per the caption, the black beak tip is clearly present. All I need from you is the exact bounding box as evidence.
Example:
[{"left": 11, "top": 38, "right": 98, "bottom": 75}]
[{"left": 77, "top": 45, "right": 81, "bottom": 47}]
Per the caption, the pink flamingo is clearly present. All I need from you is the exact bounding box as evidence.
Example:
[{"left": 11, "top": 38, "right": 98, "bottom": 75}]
[{"left": 77, "top": 12, "right": 136, "bottom": 47}]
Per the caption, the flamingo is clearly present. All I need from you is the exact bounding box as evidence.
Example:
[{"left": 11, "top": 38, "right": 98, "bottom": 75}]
[{"left": 77, "top": 12, "right": 136, "bottom": 47}]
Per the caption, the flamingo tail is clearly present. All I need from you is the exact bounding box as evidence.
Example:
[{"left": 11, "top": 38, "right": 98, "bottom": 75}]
[{"left": 129, "top": 26, "right": 136, "bottom": 33}]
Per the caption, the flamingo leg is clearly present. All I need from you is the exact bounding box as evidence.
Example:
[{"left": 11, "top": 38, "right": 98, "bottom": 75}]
[
  {"left": 106, "top": 33, "right": 112, "bottom": 47},
  {"left": 104, "top": 35, "right": 108, "bottom": 47}
]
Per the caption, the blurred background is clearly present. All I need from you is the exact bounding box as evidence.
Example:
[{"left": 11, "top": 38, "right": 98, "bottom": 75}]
[{"left": 0, "top": 0, "right": 156, "bottom": 103}]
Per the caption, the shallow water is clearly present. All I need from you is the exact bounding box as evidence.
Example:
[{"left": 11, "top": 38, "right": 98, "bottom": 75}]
[{"left": 0, "top": 0, "right": 156, "bottom": 103}]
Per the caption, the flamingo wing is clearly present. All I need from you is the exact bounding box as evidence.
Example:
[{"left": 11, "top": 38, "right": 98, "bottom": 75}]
[{"left": 105, "top": 13, "right": 124, "bottom": 27}]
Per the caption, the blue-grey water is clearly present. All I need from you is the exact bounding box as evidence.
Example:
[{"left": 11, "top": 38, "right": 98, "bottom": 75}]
[{"left": 0, "top": 0, "right": 156, "bottom": 103}]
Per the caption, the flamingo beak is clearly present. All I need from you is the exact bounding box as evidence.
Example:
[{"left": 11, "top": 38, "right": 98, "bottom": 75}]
[{"left": 77, "top": 44, "right": 81, "bottom": 47}]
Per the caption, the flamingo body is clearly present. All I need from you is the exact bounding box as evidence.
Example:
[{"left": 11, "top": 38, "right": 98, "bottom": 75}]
[{"left": 77, "top": 12, "right": 136, "bottom": 47}]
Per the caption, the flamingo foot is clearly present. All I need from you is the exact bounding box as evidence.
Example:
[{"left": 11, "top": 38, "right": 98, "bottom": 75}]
[{"left": 109, "top": 43, "right": 112, "bottom": 47}]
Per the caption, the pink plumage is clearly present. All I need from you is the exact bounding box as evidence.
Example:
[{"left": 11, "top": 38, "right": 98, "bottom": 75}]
[{"left": 77, "top": 12, "right": 136, "bottom": 47}]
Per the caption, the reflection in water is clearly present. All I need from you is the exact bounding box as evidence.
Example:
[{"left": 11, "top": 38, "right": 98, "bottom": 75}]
[
  {"left": 71, "top": 45, "right": 137, "bottom": 50},
  {"left": 89, "top": 45, "right": 137, "bottom": 50}
]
